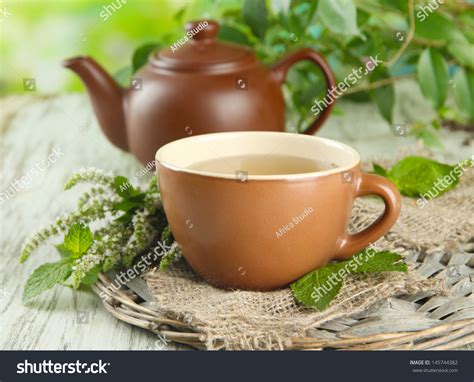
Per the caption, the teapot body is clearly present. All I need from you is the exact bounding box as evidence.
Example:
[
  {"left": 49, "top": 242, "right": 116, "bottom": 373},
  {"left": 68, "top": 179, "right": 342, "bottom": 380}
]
[
  {"left": 64, "top": 20, "right": 335, "bottom": 166},
  {"left": 126, "top": 62, "right": 285, "bottom": 165}
]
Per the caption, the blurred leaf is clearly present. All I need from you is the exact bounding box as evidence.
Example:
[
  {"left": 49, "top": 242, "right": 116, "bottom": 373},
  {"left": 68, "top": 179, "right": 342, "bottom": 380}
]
[
  {"left": 288, "top": 1, "right": 316, "bottom": 36},
  {"left": 174, "top": 7, "right": 186, "bottom": 21},
  {"left": 344, "top": 91, "right": 371, "bottom": 102},
  {"left": 357, "top": 9, "right": 370, "bottom": 28},
  {"left": 417, "top": 49, "right": 449, "bottom": 109},
  {"left": 114, "top": 66, "right": 132, "bottom": 87},
  {"left": 222, "top": 8, "right": 242, "bottom": 18},
  {"left": 410, "top": 124, "right": 443, "bottom": 148},
  {"left": 414, "top": 12, "right": 463, "bottom": 42},
  {"left": 218, "top": 24, "right": 252, "bottom": 46},
  {"left": 453, "top": 68, "right": 474, "bottom": 122},
  {"left": 291, "top": 1, "right": 311, "bottom": 17},
  {"left": 317, "top": 0, "right": 360, "bottom": 36},
  {"left": 372, "top": 12, "right": 407, "bottom": 31},
  {"left": 458, "top": 10, "right": 474, "bottom": 41},
  {"left": 331, "top": 104, "right": 345, "bottom": 116},
  {"left": 437, "top": 106, "right": 460, "bottom": 122},
  {"left": 132, "top": 43, "right": 160, "bottom": 73},
  {"left": 242, "top": 0, "right": 268, "bottom": 39},
  {"left": 372, "top": 163, "right": 388, "bottom": 177},
  {"left": 377, "top": 0, "right": 407, "bottom": 12},
  {"left": 369, "top": 67, "right": 394, "bottom": 123},
  {"left": 448, "top": 37, "right": 474, "bottom": 69},
  {"left": 307, "top": 24, "right": 323, "bottom": 39}
]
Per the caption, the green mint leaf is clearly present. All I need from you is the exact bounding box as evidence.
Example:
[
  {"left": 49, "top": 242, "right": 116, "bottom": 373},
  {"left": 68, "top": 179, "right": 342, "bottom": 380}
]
[
  {"left": 55, "top": 243, "right": 72, "bottom": 259},
  {"left": 217, "top": 24, "right": 252, "bottom": 46},
  {"left": 414, "top": 11, "right": 464, "bottom": 43},
  {"left": 453, "top": 68, "right": 474, "bottom": 122},
  {"left": 387, "top": 156, "right": 460, "bottom": 198},
  {"left": 114, "top": 212, "right": 134, "bottom": 224},
  {"left": 369, "top": 67, "right": 394, "bottom": 123},
  {"left": 242, "top": 0, "right": 268, "bottom": 39},
  {"left": 114, "top": 199, "right": 145, "bottom": 213},
  {"left": 417, "top": 48, "right": 449, "bottom": 109},
  {"left": 23, "top": 259, "right": 72, "bottom": 303},
  {"left": 372, "top": 163, "right": 388, "bottom": 177},
  {"left": 113, "top": 66, "right": 132, "bottom": 87},
  {"left": 291, "top": 249, "right": 407, "bottom": 311},
  {"left": 409, "top": 124, "right": 443, "bottom": 149},
  {"left": 113, "top": 176, "right": 143, "bottom": 199},
  {"left": 348, "top": 249, "right": 407, "bottom": 273},
  {"left": 81, "top": 265, "right": 101, "bottom": 286},
  {"left": 317, "top": 0, "right": 360, "bottom": 37},
  {"left": 291, "top": 263, "right": 344, "bottom": 311},
  {"left": 132, "top": 43, "right": 160, "bottom": 73},
  {"left": 64, "top": 223, "right": 93, "bottom": 258}
]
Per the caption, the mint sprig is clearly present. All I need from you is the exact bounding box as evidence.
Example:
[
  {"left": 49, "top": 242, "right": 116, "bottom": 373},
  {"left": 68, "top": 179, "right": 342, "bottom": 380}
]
[
  {"left": 23, "top": 223, "right": 94, "bottom": 303},
  {"left": 291, "top": 249, "right": 407, "bottom": 311}
]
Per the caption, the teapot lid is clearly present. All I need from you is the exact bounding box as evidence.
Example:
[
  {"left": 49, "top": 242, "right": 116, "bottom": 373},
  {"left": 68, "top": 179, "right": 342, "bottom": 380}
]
[{"left": 150, "top": 20, "right": 256, "bottom": 72}]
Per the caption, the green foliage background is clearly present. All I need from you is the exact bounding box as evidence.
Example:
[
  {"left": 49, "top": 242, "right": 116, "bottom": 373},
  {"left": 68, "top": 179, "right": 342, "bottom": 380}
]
[
  {"left": 1, "top": 0, "right": 473, "bottom": 141},
  {"left": 0, "top": 0, "right": 241, "bottom": 93}
]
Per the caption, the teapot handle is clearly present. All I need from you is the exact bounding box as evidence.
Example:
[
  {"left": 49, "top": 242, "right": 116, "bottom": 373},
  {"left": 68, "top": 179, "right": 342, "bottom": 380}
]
[{"left": 272, "top": 48, "right": 336, "bottom": 135}]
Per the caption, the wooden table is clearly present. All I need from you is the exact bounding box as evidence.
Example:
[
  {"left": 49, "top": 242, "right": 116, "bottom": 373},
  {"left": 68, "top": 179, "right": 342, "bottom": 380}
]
[{"left": 1, "top": 85, "right": 472, "bottom": 350}]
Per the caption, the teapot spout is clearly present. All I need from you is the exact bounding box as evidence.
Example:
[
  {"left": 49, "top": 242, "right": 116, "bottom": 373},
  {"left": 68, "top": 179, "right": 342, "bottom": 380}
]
[{"left": 63, "top": 56, "right": 128, "bottom": 151}]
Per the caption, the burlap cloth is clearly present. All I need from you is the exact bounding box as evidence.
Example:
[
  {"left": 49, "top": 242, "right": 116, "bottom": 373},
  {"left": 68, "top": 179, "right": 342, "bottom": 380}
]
[{"left": 144, "top": 157, "right": 474, "bottom": 350}]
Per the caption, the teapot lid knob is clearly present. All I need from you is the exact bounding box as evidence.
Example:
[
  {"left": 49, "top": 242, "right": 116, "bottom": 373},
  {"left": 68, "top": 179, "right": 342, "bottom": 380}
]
[{"left": 185, "top": 20, "right": 219, "bottom": 41}]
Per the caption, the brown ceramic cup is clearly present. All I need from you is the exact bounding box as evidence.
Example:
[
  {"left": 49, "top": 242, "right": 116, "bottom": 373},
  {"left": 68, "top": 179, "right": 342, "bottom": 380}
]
[{"left": 155, "top": 132, "right": 401, "bottom": 291}]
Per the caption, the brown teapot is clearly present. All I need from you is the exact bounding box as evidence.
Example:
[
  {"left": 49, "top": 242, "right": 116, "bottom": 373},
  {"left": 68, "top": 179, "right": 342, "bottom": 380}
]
[{"left": 64, "top": 20, "right": 336, "bottom": 165}]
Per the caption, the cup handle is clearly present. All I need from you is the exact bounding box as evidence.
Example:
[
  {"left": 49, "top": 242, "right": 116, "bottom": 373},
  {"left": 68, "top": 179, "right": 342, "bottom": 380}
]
[
  {"left": 272, "top": 48, "right": 336, "bottom": 135},
  {"left": 335, "top": 173, "right": 401, "bottom": 260}
]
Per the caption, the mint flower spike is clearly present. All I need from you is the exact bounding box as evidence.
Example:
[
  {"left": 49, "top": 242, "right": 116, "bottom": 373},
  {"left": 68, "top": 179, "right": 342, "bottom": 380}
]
[
  {"left": 20, "top": 167, "right": 175, "bottom": 302},
  {"left": 64, "top": 168, "right": 115, "bottom": 191},
  {"left": 20, "top": 211, "right": 84, "bottom": 263},
  {"left": 78, "top": 186, "right": 108, "bottom": 209}
]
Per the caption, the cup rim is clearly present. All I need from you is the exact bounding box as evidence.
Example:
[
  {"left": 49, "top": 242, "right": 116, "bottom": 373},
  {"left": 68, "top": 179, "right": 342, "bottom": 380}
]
[{"left": 155, "top": 132, "right": 360, "bottom": 180}]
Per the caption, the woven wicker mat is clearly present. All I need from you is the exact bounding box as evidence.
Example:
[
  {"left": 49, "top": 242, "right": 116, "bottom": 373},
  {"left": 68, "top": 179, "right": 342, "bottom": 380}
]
[{"left": 94, "top": 156, "right": 474, "bottom": 350}]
